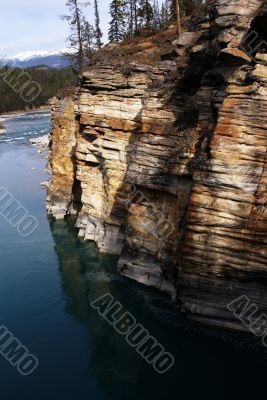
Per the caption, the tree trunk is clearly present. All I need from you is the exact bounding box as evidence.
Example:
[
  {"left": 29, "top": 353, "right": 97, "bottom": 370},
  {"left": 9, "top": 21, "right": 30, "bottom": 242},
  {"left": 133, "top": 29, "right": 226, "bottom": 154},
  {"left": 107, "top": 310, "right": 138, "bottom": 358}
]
[
  {"left": 146, "top": 0, "right": 150, "bottom": 30},
  {"left": 74, "top": 0, "right": 83, "bottom": 72},
  {"left": 130, "top": 0, "right": 134, "bottom": 37},
  {"left": 134, "top": 2, "right": 138, "bottom": 34},
  {"left": 176, "top": 0, "right": 181, "bottom": 37}
]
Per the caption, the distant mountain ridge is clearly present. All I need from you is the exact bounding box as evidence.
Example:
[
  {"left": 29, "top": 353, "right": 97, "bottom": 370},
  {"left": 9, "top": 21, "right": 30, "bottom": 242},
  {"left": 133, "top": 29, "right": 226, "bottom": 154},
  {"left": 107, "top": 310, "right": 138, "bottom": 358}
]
[{"left": 1, "top": 49, "right": 73, "bottom": 69}]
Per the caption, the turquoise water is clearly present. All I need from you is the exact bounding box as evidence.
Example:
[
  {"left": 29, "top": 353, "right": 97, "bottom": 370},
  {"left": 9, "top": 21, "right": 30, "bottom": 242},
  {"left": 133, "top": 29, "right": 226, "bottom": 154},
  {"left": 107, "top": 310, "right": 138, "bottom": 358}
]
[{"left": 0, "top": 112, "right": 266, "bottom": 400}]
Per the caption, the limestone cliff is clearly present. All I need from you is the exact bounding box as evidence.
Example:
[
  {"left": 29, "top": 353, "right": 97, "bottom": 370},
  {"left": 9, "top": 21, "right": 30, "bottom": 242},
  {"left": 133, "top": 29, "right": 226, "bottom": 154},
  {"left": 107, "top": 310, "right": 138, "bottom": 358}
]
[{"left": 47, "top": 0, "right": 267, "bottom": 333}]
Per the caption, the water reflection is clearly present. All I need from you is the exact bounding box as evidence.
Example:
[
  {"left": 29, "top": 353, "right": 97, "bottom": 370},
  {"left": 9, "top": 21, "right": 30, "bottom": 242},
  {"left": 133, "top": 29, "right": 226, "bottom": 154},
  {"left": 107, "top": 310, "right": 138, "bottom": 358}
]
[{"left": 50, "top": 218, "right": 267, "bottom": 400}]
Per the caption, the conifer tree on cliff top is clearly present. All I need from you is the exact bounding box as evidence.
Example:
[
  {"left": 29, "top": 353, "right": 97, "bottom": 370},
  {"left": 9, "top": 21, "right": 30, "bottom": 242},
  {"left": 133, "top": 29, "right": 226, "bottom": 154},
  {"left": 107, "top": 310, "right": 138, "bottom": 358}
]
[
  {"left": 94, "top": 0, "right": 103, "bottom": 48},
  {"left": 109, "top": 0, "right": 127, "bottom": 42},
  {"left": 137, "top": 0, "right": 153, "bottom": 30},
  {"left": 61, "top": 0, "right": 89, "bottom": 72},
  {"left": 81, "top": 17, "right": 97, "bottom": 61},
  {"left": 125, "top": 0, "right": 137, "bottom": 38}
]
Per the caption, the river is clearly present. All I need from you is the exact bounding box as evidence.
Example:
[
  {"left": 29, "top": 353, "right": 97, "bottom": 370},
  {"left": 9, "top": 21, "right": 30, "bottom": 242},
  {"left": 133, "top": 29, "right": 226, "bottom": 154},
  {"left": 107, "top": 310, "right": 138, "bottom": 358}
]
[{"left": 0, "top": 112, "right": 266, "bottom": 400}]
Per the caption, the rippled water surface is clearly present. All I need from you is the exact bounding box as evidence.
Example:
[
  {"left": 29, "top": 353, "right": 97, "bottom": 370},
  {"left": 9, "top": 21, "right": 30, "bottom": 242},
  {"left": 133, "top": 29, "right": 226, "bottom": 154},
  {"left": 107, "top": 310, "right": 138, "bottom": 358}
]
[
  {"left": 0, "top": 111, "right": 50, "bottom": 144},
  {"left": 0, "top": 112, "right": 266, "bottom": 400}
]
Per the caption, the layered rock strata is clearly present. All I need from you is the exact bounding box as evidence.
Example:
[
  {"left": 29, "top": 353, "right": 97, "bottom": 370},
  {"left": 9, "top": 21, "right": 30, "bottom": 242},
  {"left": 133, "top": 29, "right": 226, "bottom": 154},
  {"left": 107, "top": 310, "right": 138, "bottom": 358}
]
[{"left": 47, "top": 0, "right": 267, "bottom": 332}]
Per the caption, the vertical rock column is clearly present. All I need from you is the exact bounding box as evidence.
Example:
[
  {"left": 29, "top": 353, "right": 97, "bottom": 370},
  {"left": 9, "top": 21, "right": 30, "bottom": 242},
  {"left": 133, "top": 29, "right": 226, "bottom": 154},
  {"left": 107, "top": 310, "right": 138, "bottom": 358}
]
[{"left": 47, "top": 97, "right": 77, "bottom": 219}]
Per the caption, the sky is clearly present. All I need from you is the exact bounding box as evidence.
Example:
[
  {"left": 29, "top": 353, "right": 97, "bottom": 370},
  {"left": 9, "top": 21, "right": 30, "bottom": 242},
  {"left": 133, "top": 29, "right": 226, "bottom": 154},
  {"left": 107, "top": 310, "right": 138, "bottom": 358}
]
[{"left": 0, "top": 0, "right": 111, "bottom": 57}]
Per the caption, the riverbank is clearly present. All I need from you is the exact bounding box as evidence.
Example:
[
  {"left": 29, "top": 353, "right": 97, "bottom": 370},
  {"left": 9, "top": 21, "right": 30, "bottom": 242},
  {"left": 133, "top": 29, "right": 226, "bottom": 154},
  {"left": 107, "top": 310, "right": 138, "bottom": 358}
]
[
  {"left": 0, "top": 105, "right": 50, "bottom": 119},
  {"left": 30, "top": 134, "right": 50, "bottom": 150},
  {"left": 0, "top": 110, "right": 51, "bottom": 148},
  {"left": 0, "top": 122, "right": 6, "bottom": 134}
]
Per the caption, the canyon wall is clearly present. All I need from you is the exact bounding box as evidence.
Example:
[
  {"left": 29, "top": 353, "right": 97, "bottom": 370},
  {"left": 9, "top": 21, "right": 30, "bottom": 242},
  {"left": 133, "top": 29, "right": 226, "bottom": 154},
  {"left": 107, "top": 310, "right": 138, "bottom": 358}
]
[{"left": 47, "top": 0, "right": 267, "bottom": 332}]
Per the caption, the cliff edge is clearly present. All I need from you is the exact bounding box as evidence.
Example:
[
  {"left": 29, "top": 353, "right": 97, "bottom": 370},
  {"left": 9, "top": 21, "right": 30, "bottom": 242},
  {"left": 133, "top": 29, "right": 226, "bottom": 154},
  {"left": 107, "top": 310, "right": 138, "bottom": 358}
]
[{"left": 47, "top": 0, "right": 267, "bottom": 333}]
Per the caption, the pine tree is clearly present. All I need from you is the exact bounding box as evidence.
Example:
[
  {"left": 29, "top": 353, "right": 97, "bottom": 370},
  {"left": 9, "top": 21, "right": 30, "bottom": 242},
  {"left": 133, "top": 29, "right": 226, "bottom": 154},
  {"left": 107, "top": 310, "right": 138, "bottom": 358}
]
[
  {"left": 124, "top": 0, "right": 139, "bottom": 38},
  {"left": 109, "top": 0, "right": 127, "bottom": 42},
  {"left": 94, "top": 0, "right": 103, "bottom": 48},
  {"left": 128, "top": 0, "right": 134, "bottom": 37},
  {"left": 151, "top": 0, "right": 161, "bottom": 31},
  {"left": 81, "top": 18, "right": 97, "bottom": 62},
  {"left": 61, "top": 0, "right": 89, "bottom": 72},
  {"left": 137, "top": 0, "right": 153, "bottom": 31},
  {"left": 134, "top": 1, "right": 138, "bottom": 34},
  {"left": 162, "top": 0, "right": 177, "bottom": 22},
  {"left": 160, "top": 1, "right": 170, "bottom": 28}
]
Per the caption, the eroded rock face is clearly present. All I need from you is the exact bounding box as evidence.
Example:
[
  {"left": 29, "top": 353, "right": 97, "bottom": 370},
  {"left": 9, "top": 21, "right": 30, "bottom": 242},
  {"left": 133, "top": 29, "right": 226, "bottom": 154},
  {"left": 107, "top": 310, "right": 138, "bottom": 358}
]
[
  {"left": 47, "top": 0, "right": 267, "bottom": 332},
  {"left": 47, "top": 97, "right": 77, "bottom": 219},
  {"left": 177, "top": 0, "right": 267, "bottom": 330}
]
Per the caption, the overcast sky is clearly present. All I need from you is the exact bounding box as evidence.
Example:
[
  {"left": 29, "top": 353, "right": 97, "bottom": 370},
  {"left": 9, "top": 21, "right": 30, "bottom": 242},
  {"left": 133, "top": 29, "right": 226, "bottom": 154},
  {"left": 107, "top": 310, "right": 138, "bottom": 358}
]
[{"left": 0, "top": 0, "right": 111, "bottom": 56}]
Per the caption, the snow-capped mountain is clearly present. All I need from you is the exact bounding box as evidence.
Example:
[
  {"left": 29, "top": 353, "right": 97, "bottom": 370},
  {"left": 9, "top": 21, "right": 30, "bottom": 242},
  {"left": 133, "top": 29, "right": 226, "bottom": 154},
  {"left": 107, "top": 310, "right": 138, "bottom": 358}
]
[{"left": 0, "top": 49, "right": 74, "bottom": 69}]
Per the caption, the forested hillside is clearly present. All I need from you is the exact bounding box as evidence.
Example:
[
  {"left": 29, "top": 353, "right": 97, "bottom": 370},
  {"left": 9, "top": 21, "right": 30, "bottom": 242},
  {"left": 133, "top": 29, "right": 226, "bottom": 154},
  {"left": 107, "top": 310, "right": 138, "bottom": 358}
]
[{"left": 0, "top": 67, "right": 74, "bottom": 114}]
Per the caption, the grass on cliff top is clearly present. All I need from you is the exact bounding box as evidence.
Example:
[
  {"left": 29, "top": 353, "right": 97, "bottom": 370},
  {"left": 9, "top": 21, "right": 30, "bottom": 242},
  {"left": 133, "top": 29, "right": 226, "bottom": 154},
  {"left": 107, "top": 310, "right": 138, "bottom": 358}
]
[{"left": 88, "top": 21, "right": 190, "bottom": 68}]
